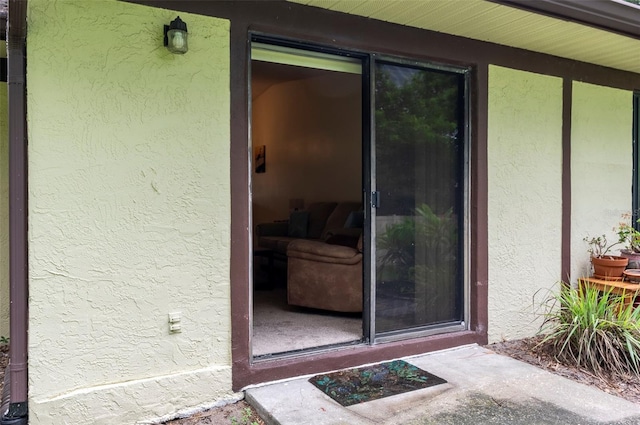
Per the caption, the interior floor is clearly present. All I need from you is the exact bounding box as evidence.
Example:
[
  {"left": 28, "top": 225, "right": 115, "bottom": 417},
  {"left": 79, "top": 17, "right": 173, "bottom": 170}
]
[{"left": 252, "top": 262, "right": 362, "bottom": 357}]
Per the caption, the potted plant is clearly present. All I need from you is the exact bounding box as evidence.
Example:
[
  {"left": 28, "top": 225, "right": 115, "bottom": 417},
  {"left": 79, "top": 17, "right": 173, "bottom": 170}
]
[
  {"left": 584, "top": 234, "right": 628, "bottom": 280},
  {"left": 617, "top": 213, "right": 640, "bottom": 269}
]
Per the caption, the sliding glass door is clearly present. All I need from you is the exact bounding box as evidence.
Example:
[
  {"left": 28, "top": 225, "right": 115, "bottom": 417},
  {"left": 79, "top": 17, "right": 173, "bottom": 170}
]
[
  {"left": 372, "top": 61, "right": 467, "bottom": 336},
  {"left": 249, "top": 37, "right": 469, "bottom": 356}
]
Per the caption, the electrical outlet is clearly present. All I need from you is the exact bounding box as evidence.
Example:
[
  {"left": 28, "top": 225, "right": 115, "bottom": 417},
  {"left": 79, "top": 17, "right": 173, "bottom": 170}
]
[{"left": 168, "top": 312, "right": 182, "bottom": 333}]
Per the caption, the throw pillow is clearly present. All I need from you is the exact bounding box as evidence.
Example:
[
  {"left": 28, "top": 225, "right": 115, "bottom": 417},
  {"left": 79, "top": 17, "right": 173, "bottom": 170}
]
[
  {"left": 288, "top": 211, "right": 309, "bottom": 238},
  {"left": 325, "top": 234, "right": 360, "bottom": 249},
  {"left": 344, "top": 211, "right": 365, "bottom": 229}
]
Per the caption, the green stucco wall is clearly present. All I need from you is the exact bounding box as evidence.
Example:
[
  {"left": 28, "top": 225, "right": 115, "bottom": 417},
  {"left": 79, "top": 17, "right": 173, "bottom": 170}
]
[
  {"left": 570, "top": 82, "right": 633, "bottom": 280},
  {"left": 26, "top": 1, "right": 232, "bottom": 423},
  {"left": 0, "top": 83, "right": 8, "bottom": 340},
  {"left": 487, "top": 66, "right": 563, "bottom": 342}
]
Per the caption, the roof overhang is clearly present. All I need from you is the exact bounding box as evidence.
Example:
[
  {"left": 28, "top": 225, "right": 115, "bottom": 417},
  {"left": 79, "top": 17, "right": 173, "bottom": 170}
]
[
  {"left": 491, "top": 0, "right": 640, "bottom": 40},
  {"left": 290, "top": 0, "right": 640, "bottom": 74}
]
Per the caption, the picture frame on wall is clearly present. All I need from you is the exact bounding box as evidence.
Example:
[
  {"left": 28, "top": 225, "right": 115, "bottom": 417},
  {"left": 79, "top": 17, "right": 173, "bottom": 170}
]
[{"left": 255, "top": 145, "right": 266, "bottom": 173}]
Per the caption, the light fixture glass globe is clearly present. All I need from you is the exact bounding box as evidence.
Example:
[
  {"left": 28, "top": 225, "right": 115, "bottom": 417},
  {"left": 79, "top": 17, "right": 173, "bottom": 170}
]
[{"left": 167, "top": 29, "right": 188, "bottom": 54}]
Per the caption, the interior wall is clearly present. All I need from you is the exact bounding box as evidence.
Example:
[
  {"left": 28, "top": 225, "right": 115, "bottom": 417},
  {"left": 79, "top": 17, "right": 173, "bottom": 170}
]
[
  {"left": 0, "top": 82, "right": 8, "bottom": 339},
  {"left": 26, "top": 0, "right": 234, "bottom": 423},
  {"left": 252, "top": 71, "right": 362, "bottom": 227},
  {"left": 487, "top": 66, "right": 563, "bottom": 343},
  {"left": 570, "top": 82, "right": 633, "bottom": 281}
]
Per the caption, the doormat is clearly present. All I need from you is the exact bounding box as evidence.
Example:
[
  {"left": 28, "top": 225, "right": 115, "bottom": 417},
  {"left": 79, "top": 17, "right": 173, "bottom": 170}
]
[{"left": 308, "top": 360, "right": 447, "bottom": 406}]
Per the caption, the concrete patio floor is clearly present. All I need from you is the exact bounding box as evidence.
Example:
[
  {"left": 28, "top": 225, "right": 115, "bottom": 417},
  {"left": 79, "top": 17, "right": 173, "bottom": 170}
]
[{"left": 246, "top": 344, "right": 640, "bottom": 425}]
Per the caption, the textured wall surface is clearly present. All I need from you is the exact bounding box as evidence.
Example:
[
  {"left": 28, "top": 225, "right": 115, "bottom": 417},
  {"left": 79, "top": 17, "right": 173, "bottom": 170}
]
[
  {"left": 0, "top": 83, "right": 8, "bottom": 339},
  {"left": 27, "top": 1, "right": 233, "bottom": 423},
  {"left": 571, "top": 83, "right": 632, "bottom": 281},
  {"left": 487, "top": 66, "right": 563, "bottom": 343}
]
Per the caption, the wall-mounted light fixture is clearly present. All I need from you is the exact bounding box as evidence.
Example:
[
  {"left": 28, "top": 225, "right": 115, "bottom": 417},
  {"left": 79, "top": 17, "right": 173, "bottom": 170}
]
[{"left": 164, "top": 16, "right": 188, "bottom": 54}]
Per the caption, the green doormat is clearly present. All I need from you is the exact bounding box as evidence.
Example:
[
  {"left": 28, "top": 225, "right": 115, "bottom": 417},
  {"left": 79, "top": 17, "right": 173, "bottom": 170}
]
[{"left": 309, "top": 360, "right": 447, "bottom": 406}]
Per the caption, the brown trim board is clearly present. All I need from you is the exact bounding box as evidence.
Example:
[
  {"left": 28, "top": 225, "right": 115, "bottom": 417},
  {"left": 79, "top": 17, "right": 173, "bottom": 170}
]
[
  {"left": 472, "top": 64, "right": 489, "bottom": 337},
  {"left": 4, "top": 0, "right": 29, "bottom": 422},
  {"left": 229, "top": 17, "right": 251, "bottom": 392},
  {"left": 562, "top": 79, "right": 573, "bottom": 284},
  {"left": 122, "top": 0, "right": 640, "bottom": 390}
]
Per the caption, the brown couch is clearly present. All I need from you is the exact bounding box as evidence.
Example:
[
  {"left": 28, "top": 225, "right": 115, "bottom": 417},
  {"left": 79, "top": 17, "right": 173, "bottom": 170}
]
[
  {"left": 286, "top": 236, "right": 363, "bottom": 313},
  {"left": 256, "top": 201, "right": 362, "bottom": 256}
]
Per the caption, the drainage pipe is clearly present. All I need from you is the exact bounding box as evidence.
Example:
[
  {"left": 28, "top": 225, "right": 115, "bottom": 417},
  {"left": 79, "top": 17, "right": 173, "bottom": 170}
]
[{"left": 1, "top": 0, "right": 28, "bottom": 424}]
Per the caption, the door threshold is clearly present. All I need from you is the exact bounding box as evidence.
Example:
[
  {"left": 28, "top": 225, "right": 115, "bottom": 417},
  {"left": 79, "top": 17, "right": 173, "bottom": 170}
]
[{"left": 252, "top": 338, "right": 365, "bottom": 364}]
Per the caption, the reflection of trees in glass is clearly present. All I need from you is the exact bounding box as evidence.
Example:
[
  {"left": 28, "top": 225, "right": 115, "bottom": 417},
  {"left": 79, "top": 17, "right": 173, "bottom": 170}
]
[
  {"left": 375, "top": 64, "right": 463, "bottom": 216},
  {"left": 376, "top": 204, "right": 460, "bottom": 326},
  {"left": 374, "top": 63, "right": 465, "bottom": 329},
  {"left": 377, "top": 204, "right": 456, "bottom": 283}
]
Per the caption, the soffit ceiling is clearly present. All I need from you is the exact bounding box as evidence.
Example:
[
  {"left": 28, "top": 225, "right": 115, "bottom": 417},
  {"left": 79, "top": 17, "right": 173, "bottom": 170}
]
[{"left": 289, "top": 0, "right": 640, "bottom": 74}]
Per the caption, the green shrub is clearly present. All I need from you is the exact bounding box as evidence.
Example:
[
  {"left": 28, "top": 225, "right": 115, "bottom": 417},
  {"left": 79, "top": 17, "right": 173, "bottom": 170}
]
[{"left": 537, "top": 284, "right": 640, "bottom": 377}]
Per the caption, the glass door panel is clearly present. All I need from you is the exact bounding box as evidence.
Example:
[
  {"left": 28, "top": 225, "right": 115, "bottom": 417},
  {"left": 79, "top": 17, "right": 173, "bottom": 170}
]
[{"left": 374, "top": 62, "right": 465, "bottom": 334}]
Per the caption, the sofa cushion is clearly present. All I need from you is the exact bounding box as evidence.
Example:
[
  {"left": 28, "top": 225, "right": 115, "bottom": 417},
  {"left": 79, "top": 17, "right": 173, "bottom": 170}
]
[
  {"left": 321, "top": 201, "right": 362, "bottom": 239},
  {"left": 287, "top": 211, "right": 309, "bottom": 238},
  {"left": 344, "top": 210, "right": 364, "bottom": 228},
  {"left": 306, "top": 202, "right": 338, "bottom": 239}
]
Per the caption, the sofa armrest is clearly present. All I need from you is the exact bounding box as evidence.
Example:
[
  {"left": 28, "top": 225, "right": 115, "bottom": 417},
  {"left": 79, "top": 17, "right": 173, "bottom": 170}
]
[{"left": 256, "top": 221, "right": 289, "bottom": 237}]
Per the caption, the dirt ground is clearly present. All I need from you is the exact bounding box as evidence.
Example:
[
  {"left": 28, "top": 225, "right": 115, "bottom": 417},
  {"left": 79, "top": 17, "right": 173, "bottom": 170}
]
[
  {"left": 1, "top": 338, "right": 639, "bottom": 424},
  {"left": 161, "top": 401, "right": 264, "bottom": 425}
]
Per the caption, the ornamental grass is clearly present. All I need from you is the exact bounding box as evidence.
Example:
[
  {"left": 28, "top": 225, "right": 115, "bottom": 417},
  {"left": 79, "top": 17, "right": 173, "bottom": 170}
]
[{"left": 537, "top": 284, "right": 640, "bottom": 378}]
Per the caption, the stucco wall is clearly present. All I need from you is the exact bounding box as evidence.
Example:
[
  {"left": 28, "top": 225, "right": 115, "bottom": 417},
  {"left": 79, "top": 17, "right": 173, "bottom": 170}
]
[
  {"left": 570, "top": 82, "right": 633, "bottom": 281},
  {"left": 27, "top": 1, "right": 233, "bottom": 424},
  {"left": 0, "top": 83, "right": 8, "bottom": 340},
  {"left": 487, "top": 66, "right": 563, "bottom": 343}
]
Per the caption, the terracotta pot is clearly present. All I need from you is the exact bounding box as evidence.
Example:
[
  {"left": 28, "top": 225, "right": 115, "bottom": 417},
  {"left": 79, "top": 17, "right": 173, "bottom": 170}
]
[
  {"left": 619, "top": 249, "right": 640, "bottom": 269},
  {"left": 591, "top": 255, "right": 629, "bottom": 280}
]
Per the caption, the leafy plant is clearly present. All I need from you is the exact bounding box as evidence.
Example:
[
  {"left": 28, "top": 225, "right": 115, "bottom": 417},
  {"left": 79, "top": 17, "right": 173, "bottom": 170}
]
[
  {"left": 0, "top": 336, "right": 8, "bottom": 346},
  {"left": 376, "top": 204, "right": 459, "bottom": 325},
  {"left": 537, "top": 284, "right": 640, "bottom": 377},
  {"left": 230, "top": 407, "right": 260, "bottom": 425},
  {"left": 377, "top": 203, "right": 457, "bottom": 282},
  {"left": 583, "top": 234, "right": 620, "bottom": 258},
  {"left": 617, "top": 213, "right": 640, "bottom": 253},
  {"left": 377, "top": 215, "right": 416, "bottom": 281}
]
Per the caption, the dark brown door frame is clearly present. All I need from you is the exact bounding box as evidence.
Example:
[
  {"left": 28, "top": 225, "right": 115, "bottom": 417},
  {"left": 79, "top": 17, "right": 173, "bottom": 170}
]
[
  {"left": 123, "top": 0, "right": 640, "bottom": 391},
  {"left": 229, "top": 5, "right": 488, "bottom": 391}
]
